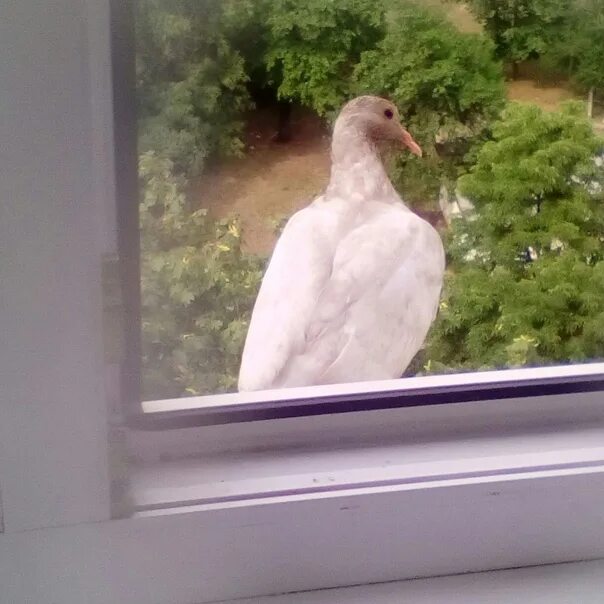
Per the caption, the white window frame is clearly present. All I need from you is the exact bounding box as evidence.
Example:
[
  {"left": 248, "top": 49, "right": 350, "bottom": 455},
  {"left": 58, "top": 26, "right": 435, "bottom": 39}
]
[
  {"left": 137, "top": 364, "right": 604, "bottom": 428},
  {"left": 1, "top": 1, "right": 604, "bottom": 603}
]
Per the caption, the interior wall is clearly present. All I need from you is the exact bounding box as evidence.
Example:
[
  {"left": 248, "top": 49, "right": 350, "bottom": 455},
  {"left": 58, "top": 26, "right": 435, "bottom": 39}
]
[{"left": 0, "top": 0, "right": 114, "bottom": 532}]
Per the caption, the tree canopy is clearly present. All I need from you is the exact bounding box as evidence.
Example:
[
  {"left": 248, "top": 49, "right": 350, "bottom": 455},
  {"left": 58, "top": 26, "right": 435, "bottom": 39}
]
[
  {"left": 462, "top": 0, "right": 568, "bottom": 71},
  {"left": 354, "top": 1, "right": 505, "bottom": 201},
  {"left": 263, "top": 0, "right": 386, "bottom": 116},
  {"left": 426, "top": 102, "right": 604, "bottom": 371},
  {"left": 135, "top": 0, "right": 251, "bottom": 175},
  {"left": 543, "top": 0, "right": 604, "bottom": 93}
]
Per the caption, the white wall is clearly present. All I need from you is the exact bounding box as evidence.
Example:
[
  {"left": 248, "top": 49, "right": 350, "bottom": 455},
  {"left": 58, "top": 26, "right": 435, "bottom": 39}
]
[{"left": 0, "top": 0, "right": 113, "bottom": 532}]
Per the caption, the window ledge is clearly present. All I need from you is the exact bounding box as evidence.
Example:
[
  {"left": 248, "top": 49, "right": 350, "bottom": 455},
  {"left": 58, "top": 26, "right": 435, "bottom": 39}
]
[
  {"left": 123, "top": 389, "right": 604, "bottom": 600},
  {"left": 131, "top": 424, "right": 604, "bottom": 513},
  {"left": 137, "top": 364, "right": 604, "bottom": 428},
  {"left": 4, "top": 396, "right": 604, "bottom": 603}
]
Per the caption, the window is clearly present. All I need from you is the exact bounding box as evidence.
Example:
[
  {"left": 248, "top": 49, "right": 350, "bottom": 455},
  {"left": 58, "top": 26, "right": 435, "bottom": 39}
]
[
  {"left": 1, "top": 3, "right": 604, "bottom": 601},
  {"left": 120, "top": 0, "right": 604, "bottom": 431}
]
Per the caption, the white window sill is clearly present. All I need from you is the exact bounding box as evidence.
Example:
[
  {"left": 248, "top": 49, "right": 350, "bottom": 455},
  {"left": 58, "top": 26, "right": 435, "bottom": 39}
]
[
  {"left": 114, "top": 389, "right": 604, "bottom": 604},
  {"left": 2, "top": 390, "right": 604, "bottom": 603},
  {"left": 231, "top": 559, "right": 604, "bottom": 604},
  {"left": 138, "top": 364, "right": 604, "bottom": 428},
  {"left": 130, "top": 420, "right": 604, "bottom": 513}
]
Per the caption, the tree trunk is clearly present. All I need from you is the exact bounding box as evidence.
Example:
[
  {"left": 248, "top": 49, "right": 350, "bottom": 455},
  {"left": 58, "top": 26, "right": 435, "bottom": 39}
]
[
  {"left": 273, "top": 100, "right": 292, "bottom": 143},
  {"left": 511, "top": 61, "right": 519, "bottom": 80},
  {"left": 587, "top": 87, "right": 594, "bottom": 119}
]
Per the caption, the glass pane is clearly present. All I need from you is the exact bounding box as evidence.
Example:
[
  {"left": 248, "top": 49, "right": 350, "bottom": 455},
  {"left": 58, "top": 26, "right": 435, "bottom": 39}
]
[{"left": 136, "top": 0, "right": 604, "bottom": 401}]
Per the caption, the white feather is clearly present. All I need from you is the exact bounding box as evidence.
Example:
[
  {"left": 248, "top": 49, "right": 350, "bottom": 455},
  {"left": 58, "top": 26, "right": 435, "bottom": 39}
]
[
  {"left": 238, "top": 96, "right": 445, "bottom": 391},
  {"left": 239, "top": 197, "right": 444, "bottom": 390}
]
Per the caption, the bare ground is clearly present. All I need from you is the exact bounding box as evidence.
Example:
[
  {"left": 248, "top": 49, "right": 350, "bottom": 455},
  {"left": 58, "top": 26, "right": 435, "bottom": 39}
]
[
  {"left": 192, "top": 108, "right": 331, "bottom": 255},
  {"left": 422, "top": 0, "right": 481, "bottom": 32},
  {"left": 507, "top": 79, "right": 578, "bottom": 110}
]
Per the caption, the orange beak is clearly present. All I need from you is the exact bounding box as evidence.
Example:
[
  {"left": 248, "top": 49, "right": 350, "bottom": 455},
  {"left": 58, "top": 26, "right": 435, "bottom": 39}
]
[{"left": 400, "top": 126, "right": 422, "bottom": 157}]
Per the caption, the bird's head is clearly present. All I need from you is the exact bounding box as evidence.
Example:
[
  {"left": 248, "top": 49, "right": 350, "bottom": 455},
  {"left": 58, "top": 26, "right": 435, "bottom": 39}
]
[{"left": 335, "top": 96, "right": 422, "bottom": 157}]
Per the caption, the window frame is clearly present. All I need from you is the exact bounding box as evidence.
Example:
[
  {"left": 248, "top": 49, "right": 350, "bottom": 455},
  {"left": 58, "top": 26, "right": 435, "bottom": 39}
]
[
  {"left": 135, "top": 365, "right": 604, "bottom": 429},
  {"left": 117, "top": 0, "right": 604, "bottom": 431},
  {"left": 112, "top": 0, "right": 142, "bottom": 423}
]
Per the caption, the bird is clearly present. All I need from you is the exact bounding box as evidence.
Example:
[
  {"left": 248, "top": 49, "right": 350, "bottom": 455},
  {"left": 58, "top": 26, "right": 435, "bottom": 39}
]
[{"left": 238, "top": 96, "right": 445, "bottom": 391}]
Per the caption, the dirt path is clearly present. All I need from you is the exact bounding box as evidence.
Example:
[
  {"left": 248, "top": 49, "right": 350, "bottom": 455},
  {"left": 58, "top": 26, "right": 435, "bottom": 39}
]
[
  {"left": 506, "top": 79, "right": 578, "bottom": 110},
  {"left": 192, "top": 108, "right": 330, "bottom": 255},
  {"left": 423, "top": 0, "right": 481, "bottom": 32}
]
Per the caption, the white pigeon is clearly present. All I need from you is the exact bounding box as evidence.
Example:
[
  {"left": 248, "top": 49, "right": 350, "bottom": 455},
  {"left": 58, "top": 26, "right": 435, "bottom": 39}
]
[{"left": 239, "top": 96, "right": 445, "bottom": 391}]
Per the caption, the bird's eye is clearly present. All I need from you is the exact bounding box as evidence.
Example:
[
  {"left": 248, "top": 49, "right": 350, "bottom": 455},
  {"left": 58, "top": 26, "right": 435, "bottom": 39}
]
[{"left": 384, "top": 109, "right": 394, "bottom": 120}]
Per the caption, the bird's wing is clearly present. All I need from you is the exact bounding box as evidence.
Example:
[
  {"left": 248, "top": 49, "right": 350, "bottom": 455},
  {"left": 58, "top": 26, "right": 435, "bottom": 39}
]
[
  {"left": 239, "top": 202, "right": 444, "bottom": 391},
  {"left": 285, "top": 206, "right": 444, "bottom": 385},
  {"left": 238, "top": 201, "right": 338, "bottom": 391},
  {"left": 307, "top": 207, "right": 426, "bottom": 339}
]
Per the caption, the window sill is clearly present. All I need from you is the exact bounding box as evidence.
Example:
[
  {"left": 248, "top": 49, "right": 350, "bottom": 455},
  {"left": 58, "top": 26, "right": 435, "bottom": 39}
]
[
  {"left": 2, "top": 392, "right": 604, "bottom": 603},
  {"left": 121, "top": 389, "right": 604, "bottom": 601},
  {"left": 130, "top": 419, "right": 604, "bottom": 513},
  {"left": 230, "top": 560, "right": 604, "bottom": 604},
  {"left": 136, "top": 364, "right": 604, "bottom": 428}
]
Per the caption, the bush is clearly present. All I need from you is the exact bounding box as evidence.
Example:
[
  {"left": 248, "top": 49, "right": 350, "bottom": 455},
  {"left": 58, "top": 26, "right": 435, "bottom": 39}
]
[
  {"left": 425, "top": 102, "right": 604, "bottom": 372},
  {"left": 139, "top": 153, "right": 264, "bottom": 398},
  {"left": 136, "top": 0, "right": 251, "bottom": 175}
]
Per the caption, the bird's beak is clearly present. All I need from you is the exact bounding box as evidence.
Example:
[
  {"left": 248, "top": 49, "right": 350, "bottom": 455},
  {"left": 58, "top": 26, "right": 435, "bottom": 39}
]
[{"left": 400, "top": 126, "right": 422, "bottom": 157}]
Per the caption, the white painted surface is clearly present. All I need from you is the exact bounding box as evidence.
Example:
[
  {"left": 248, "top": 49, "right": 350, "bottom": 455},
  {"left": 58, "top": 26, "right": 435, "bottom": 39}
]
[
  {"left": 132, "top": 390, "right": 604, "bottom": 461},
  {"left": 143, "top": 362, "right": 604, "bottom": 412},
  {"left": 131, "top": 425, "right": 604, "bottom": 510},
  {"left": 0, "top": 0, "right": 113, "bottom": 532},
  {"left": 2, "top": 468, "right": 604, "bottom": 604},
  {"left": 232, "top": 560, "right": 604, "bottom": 604}
]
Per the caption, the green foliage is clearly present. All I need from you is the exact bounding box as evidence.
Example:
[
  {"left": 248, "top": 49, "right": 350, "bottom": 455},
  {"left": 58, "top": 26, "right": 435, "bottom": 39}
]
[
  {"left": 425, "top": 102, "right": 604, "bottom": 371},
  {"left": 462, "top": 0, "right": 568, "bottom": 67},
  {"left": 136, "top": 0, "right": 604, "bottom": 397},
  {"left": 139, "top": 153, "right": 264, "bottom": 398},
  {"left": 543, "top": 0, "right": 604, "bottom": 92},
  {"left": 264, "top": 0, "right": 386, "bottom": 116},
  {"left": 136, "top": 0, "right": 251, "bottom": 175},
  {"left": 354, "top": 1, "right": 505, "bottom": 201},
  {"left": 222, "top": 1, "right": 272, "bottom": 90}
]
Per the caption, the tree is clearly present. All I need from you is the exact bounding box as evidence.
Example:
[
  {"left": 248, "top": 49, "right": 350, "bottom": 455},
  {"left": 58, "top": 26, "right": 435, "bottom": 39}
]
[
  {"left": 353, "top": 1, "right": 505, "bottom": 202},
  {"left": 462, "top": 0, "right": 568, "bottom": 77},
  {"left": 425, "top": 102, "right": 604, "bottom": 372},
  {"left": 263, "top": 0, "right": 386, "bottom": 117},
  {"left": 136, "top": 0, "right": 251, "bottom": 175},
  {"left": 543, "top": 0, "right": 604, "bottom": 117},
  {"left": 139, "top": 153, "right": 264, "bottom": 398}
]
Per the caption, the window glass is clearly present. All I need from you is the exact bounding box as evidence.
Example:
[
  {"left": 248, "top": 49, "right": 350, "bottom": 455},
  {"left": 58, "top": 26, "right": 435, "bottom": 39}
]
[{"left": 136, "top": 0, "right": 604, "bottom": 401}]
